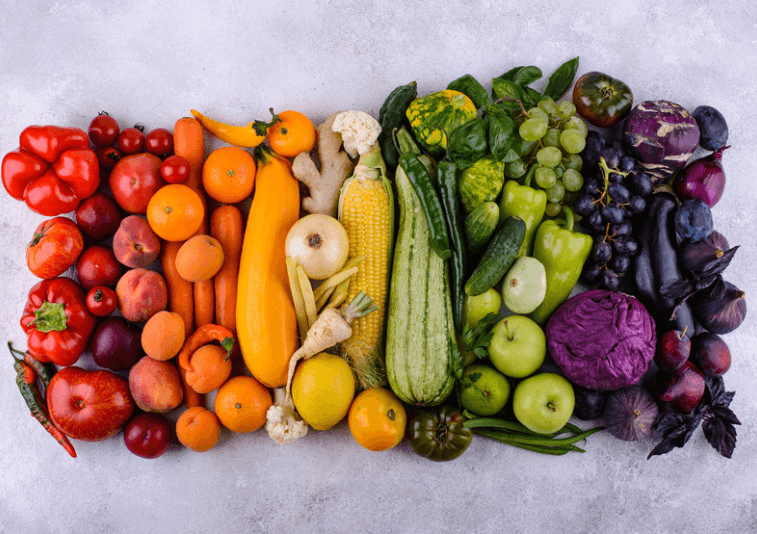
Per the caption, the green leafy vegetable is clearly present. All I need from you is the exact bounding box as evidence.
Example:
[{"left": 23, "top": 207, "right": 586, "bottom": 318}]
[
  {"left": 496, "top": 65, "right": 542, "bottom": 86},
  {"left": 448, "top": 74, "right": 490, "bottom": 109},
  {"left": 447, "top": 118, "right": 489, "bottom": 170},
  {"left": 542, "top": 56, "right": 580, "bottom": 100},
  {"left": 485, "top": 106, "right": 521, "bottom": 162}
]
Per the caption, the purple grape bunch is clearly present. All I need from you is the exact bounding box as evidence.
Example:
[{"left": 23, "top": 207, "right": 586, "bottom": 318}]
[{"left": 575, "top": 130, "right": 653, "bottom": 291}]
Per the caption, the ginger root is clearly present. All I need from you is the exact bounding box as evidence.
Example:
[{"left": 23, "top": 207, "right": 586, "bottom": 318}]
[{"left": 292, "top": 112, "right": 355, "bottom": 217}]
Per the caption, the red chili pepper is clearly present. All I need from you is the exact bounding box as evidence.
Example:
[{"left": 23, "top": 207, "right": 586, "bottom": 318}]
[
  {"left": 20, "top": 277, "right": 97, "bottom": 367},
  {"left": 9, "top": 342, "right": 76, "bottom": 458},
  {"left": 1, "top": 125, "right": 100, "bottom": 216}
]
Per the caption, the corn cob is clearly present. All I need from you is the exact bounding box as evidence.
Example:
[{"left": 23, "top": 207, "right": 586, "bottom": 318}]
[{"left": 337, "top": 144, "right": 394, "bottom": 389}]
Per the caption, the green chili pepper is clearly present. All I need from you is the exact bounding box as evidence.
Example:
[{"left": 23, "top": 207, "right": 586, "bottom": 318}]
[
  {"left": 446, "top": 118, "right": 488, "bottom": 170},
  {"left": 529, "top": 206, "right": 593, "bottom": 325},
  {"left": 498, "top": 168, "right": 547, "bottom": 257},
  {"left": 8, "top": 342, "right": 56, "bottom": 393},
  {"left": 438, "top": 159, "right": 467, "bottom": 332},
  {"left": 9, "top": 342, "right": 76, "bottom": 458},
  {"left": 398, "top": 152, "right": 451, "bottom": 260}
]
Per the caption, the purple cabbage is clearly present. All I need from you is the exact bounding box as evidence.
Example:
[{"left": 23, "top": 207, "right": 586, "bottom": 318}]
[
  {"left": 546, "top": 289, "right": 656, "bottom": 391},
  {"left": 623, "top": 100, "right": 700, "bottom": 183}
]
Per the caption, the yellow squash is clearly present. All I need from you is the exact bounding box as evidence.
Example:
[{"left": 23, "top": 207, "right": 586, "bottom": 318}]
[{"left": 237, "top": 145, "right": 300, "bottom": 388}]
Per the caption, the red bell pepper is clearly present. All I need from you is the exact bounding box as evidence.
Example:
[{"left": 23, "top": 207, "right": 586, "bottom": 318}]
[
  {"left": 2, "top": 126, "right": 100, "bottom": 216},
  {"left": 20, "top": 277, "right": 97, "bottom": 367}
]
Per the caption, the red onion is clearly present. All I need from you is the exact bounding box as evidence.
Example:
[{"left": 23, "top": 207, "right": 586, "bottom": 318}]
[{"left": 675, "top": 147, "right": 727, "bottom": 208}]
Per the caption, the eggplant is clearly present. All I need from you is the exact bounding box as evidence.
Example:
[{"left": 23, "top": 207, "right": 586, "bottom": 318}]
[{"left": 632, "top": 193, "right": 696, "bottom": 335}]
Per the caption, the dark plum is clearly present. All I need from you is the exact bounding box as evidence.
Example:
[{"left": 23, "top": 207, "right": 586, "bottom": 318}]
[
  {"left": 691, "top": 332, "right": 731, "bottom": 377},
  {"left": 674, "top": 199, "right": 713, "bottom": 243},
  {"left": 654, "top": 328, "right": 691, "bottom": 372},
  {"left": 653, "top": 361, "right": 705, "bottom": 414},
  {"left": 603, "top": 385, "right": 659, "bottom": 441},
  {"left": 573, "top": 385, "right": 607, "bottom": 421},
  {"left": 692, "top": 105, "right": 728, "bottom": 151},
  {"left": 90, "top": 316, "right": 142, "bottom": 371}
]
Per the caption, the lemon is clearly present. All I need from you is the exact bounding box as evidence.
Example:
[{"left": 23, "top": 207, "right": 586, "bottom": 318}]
[{"left": 291, "top": 352, "right": 356, "bottom": 431}]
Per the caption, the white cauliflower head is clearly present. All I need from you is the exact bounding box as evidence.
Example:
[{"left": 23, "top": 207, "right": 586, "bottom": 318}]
[
  {"left": 265, "top": 388, "right": 308, "bottom": 445},
  {"left": 331, "top": 110, "right": 382, "bottom": 159}
]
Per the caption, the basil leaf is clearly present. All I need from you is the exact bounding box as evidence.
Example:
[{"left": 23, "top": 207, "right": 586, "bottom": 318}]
[
  {"left": 496, "top": 65, "right": 542, "bottom": 87},
  {"left": 447, "top": 119, "right": 488, "bottom": 170},
  {"left": 522, "top": 87, "right": 543, "bottom": 108},
  {"left": 492, "top": 78, "right": 525, "bottom": 102},
  {"left": 543, "top": 56, "right": 580, "bottom": 100},
  {"left": 448, "top": 74, "right": 490, "bottom": 109},
  {"left": 486, "top": 111, "right": 520, "bottom": 163}
]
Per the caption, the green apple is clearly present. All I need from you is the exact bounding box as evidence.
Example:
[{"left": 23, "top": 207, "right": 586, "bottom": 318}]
[
  {"left": 458, "top": 364, "right": 510, "bottom": 416},
  {"left": 487, "top": 315, "right": 546, "bottom": 378},
  {"left": 512, "top": 372, "right": 575, "bottom": 434},
  {"left": 463, "top": 288, "right": 502, "bottom": 328},
  {"left": 502, "top": 256, "right": 546, "bottom": 314}
]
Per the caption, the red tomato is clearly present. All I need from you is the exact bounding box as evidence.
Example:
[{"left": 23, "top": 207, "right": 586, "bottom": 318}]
[
  {"left": 145, "top": 128, "right": 174, "bottom": 157},
  {"left": 95, "top": 145, "right": 122, "bottom": 171},
  {"left": 75, "top": 245, "right": 122, "bottom": 291},
  {"left": 86, "top": 286, "right": 118, "bottom": 317},
  {"left": 160, "top": 155, "right": 191, "bottom": 184},
  {"left": 89, "top": 113, "right": 120, "bottom": 147},
  {"left": 26, "top": 217, "right": 84, "bottom": 279},
  {"left": 117, "top": 127, "right": 146, "bottom": 155}
]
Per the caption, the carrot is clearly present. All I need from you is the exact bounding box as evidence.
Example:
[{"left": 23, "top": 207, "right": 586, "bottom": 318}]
[
  {"left": 284, "top": 291, "right": 377, "bottom": 397},
  {"left": 174, "top": 117, "right": 215, "bottom": 330},
  {"left": 177, "top": 360, "right": 204, "bottom": 408},
  {"left": 160, "top": 241, "right": 194, "bottom": 335},
  {"left": 210, "top": 205, "right": 243, "bottom": 338}
]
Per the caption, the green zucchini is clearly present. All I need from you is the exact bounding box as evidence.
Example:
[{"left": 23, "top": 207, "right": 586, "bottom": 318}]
[
  {"left": 465, "top": 201, "right": 499, "bottom": 254},
  {"left": 465, "top": 216, "right": 526, "bottom": 296},
  {"left": 378, "top": 81, "right": 417, "bottom": 171},
  {"left": 385, "top": 159, "right": 457, "bottom": 407}
]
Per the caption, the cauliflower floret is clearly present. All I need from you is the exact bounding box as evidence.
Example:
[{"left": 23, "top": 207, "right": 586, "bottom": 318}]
[
  {"left": 331, "top": 110, "right": 382, "bottom": 159},
  {"left": 265, "top": 388, "right": 308, "bottom": 445}
]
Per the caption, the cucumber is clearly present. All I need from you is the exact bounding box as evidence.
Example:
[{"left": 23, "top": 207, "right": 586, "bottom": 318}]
[
  {"left": 465, "top": 201, "right": 499, "bottom": 253},
  {"left": 465, "top": 216, "right": 526, "bottom": 296},
  {"left": 385, "top": 160, "right": 457, "bottom": 407},
  {"left": 378, "top": 81, "right": 417, "bottom": 170}
]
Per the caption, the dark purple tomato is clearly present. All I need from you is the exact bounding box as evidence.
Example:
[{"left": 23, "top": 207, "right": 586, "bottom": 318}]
[{"left": 573, "top": 72, "right": 634, "bottom": 128}]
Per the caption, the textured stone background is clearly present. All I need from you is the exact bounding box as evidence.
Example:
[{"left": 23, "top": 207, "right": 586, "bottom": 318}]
[{"left": 1, "top": 1, "right": 756, "bottom": 533}]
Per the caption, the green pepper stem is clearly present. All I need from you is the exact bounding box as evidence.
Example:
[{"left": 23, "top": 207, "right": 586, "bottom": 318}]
[
  {"left": 8, "top": 341, "right": 24, "bottom": 362},
  {"left": 29, "top": 301, "right": 68, "bottom": 333},
  {"left": 523, "top": 164, "right": 536, "bottom": 188},
  {"left": 561, "top": 205, "right": 575, "bottom": 233}
]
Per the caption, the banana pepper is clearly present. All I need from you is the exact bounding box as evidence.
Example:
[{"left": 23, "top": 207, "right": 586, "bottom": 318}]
[
  {"left": 498, "top": 169, "right": 546, "bottom": 257},
  {"left": 190, "top": 109, "right": 278, "bottom": 148},
  {"left": 529, "top": 206, "right": 592, "bottom": 325}
]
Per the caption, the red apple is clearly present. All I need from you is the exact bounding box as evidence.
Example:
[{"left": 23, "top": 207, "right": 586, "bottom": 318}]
[
  {"left": 47, "top": 367, "right": 135, "bottom": 442},
  {"left": 123, "top": 412, "right": 172, "bottom": 459},
  {"left": 109, "top": 153, "right": 166, "bottom": 214}
]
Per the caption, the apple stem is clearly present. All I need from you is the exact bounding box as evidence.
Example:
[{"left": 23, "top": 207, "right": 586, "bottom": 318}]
[
  {"left": 547, "top": 402, "right": 556, "bottom": 413},
  {"left": 503, "top": 320, "right": 514, "bottom": 341},
  {"left": 680, "top": 326, "right": 688, "bottom": 340}
]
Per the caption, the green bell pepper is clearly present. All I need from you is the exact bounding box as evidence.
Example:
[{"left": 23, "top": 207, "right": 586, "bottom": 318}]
[
  {"left": 409, "top": 405, "right": 473, "bottom": 462},
  {"left": 498, "top": 168, "right": 547, "bottom": 257},
  {"left": 529, "top": 206, "right": 593, "bottom": 325}
]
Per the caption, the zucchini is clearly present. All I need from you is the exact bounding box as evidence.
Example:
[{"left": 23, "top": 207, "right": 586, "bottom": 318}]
[
  {"left": 378, "top": 81, "right": 417, "bottom": 171},
  {"left": 465, "top": 216, "right": 526, "bottom": 296},
  {"left": 465, "top": 201, "right": 499, "bottom": 254},
  {"left": 385, "top": 159, "right": 457, "bottom": 407}
]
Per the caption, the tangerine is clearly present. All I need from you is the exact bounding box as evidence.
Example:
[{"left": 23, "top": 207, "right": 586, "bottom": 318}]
[
  {"left": 202, "top": 146, "right": 256, "bottom": 204},
  {"left": 146, "top": 184, "right": 204, "bottom": 242},
  {"left": 214, "top": 375, "right": 271, "bottom": 433}
]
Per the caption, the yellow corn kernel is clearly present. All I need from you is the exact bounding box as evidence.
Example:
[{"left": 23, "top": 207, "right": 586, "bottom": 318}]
[{"left": 338, "top": 165, "right": 393, "bottom": 388}]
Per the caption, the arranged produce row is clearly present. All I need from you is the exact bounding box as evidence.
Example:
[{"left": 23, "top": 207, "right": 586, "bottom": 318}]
[{"left": 2, "top": 56, "right": 745, "bottom": 461}]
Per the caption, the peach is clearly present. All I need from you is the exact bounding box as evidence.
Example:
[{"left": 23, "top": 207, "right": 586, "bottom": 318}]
[
  {"left": 115, "top": 268, "right": 168, "bottom": 323},
  {"left": 128, "top": 356, "right": 183, "bottom": 413},
  {"left": 175, "top": 235, "right": 224, "bottom": 282},
  {"left": 113, "top": 215, "right": 161, "bottom": 268}
]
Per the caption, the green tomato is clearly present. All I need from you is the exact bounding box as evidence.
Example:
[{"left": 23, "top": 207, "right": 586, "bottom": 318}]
[{"left": 464, "top": 288, "right": 502, "bottom": 328}]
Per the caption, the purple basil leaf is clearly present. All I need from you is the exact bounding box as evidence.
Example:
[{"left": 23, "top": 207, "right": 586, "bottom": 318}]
[{"left": 702, "top": 413, "right": 738, "bottom": 458}]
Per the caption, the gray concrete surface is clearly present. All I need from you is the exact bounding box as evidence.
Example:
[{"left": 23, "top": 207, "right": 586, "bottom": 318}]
[{"left": 1, "top": 1, "right": 756, "bottom": 533}]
